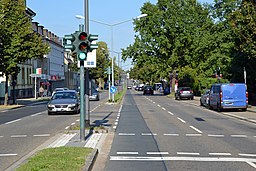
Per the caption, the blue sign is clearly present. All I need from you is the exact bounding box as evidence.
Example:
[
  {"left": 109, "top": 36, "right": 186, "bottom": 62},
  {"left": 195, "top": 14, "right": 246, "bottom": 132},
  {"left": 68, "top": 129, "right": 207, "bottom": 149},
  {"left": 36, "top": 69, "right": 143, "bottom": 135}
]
[{"left": 110, "top": 86, "right": 117, "bottom": 94}]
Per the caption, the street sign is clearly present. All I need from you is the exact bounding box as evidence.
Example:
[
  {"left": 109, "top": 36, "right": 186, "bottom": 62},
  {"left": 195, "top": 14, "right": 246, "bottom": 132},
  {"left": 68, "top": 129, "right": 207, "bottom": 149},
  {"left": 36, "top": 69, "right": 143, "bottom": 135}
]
[
  {"left": 29, "top": 74, "right": 42, "bottom": 78},
  {"left": 110, "top": 86, "right": 117, "bottom": 94}
]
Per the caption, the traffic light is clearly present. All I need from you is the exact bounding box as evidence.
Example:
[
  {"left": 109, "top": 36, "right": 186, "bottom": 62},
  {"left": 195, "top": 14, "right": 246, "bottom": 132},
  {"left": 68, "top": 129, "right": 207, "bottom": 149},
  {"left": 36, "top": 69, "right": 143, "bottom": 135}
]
[
  {"left": 88, "top": 34, "right": 99, "bottom": 52},
  {"left": 73, "top": 31, "right": 89, "bottom": 61},
  {"left": 63, "top": 34, "right": 76, "bottom": 52}
]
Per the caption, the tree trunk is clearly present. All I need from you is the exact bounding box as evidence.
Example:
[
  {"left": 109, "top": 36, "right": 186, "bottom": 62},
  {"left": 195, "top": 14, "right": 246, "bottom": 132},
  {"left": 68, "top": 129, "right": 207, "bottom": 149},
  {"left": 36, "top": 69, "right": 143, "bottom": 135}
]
[{"left": 4, "top": 74, "right": 9, "bottom": 106}]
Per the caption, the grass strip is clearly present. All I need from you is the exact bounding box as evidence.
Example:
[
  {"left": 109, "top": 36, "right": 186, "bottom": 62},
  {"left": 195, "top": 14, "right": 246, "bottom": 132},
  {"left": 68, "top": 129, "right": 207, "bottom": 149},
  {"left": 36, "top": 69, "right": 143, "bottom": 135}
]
[{"left": 16, "top": 146, "right": 92, "bottom": 171}]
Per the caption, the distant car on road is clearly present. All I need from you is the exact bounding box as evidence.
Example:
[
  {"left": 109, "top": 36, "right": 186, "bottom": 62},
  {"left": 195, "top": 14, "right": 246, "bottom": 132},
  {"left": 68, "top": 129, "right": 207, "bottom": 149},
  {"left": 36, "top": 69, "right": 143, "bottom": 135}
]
[
  {"left": 47, "top": 90, "right": 80, "bottom": 115},
  {"left": 52, "top": 87, "right": 69, "bottom": 96},
  {"left": 89, "top": 91, "right": 100, "bottom": 101},
  {"left": 127, "top": 85, "right": 132, "bottom": 89},
  {"left": 200, "top": 89, "right": 210, "bottom": 106},
  {"left": 175, "top": 87, "right": 194, "bottom": 100},
  {"left": 143, "top": 86, "right": 154, "bottom": 95}
]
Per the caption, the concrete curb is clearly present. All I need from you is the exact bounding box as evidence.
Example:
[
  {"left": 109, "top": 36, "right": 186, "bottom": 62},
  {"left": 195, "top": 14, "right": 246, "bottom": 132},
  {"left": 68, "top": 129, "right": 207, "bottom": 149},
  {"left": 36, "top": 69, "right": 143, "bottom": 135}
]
[{"left": 82, "top": 149, "right": 99, "bottom": 171}]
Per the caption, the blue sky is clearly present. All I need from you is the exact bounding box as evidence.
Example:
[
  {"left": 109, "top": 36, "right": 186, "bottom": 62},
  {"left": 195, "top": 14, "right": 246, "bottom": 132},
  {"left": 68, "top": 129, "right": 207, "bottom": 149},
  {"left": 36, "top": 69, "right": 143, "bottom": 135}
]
[{"left": 26, "top": 0, "right": 213, "bottom": 70}]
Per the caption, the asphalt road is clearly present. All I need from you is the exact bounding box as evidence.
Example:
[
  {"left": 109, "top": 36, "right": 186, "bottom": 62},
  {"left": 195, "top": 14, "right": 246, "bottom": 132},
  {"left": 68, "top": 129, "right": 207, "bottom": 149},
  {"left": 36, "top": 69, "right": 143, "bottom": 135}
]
[
  {"left": 104, "top": 90, "right": 256, "bottom": 171},
  {"left": 0, "top": 91, "right": 109, "bottom": 171}
]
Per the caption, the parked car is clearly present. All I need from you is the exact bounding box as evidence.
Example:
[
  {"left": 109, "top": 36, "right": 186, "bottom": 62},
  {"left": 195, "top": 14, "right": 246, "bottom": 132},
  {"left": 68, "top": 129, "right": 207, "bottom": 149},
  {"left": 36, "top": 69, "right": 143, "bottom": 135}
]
[
  {"left": 89, "top": 91, "right": 100, "bottom": 101},
  {"left": 200, "top": 89, "right": 210, "bottom": 106},
  {"left": 175, "top": 87, "right": 194, "bottom": 100},
  {"left": 163, "top": 86, "right": 170, "bottom": 95},
  {"left": 127, "top": 85, "right": 132, "bottom": 89},
  {"left": 47, "top": 90, "right": 80, "bottom": 115},
  {"left": 143, "top": 86, "right": 154, "bottom": 95},
  {"left": 208, "top": 83, "right": 248, "bottom": 112},
  {"left": 138, "top": 84, "right": 144, "bottom": 91}
]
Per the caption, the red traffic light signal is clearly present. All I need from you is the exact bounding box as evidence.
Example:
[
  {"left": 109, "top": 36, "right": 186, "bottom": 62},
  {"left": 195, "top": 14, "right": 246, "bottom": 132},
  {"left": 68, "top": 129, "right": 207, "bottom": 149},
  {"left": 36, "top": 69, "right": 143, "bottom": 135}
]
[{"left": 78, "top": 32, "right": 88, "bottom": 51}]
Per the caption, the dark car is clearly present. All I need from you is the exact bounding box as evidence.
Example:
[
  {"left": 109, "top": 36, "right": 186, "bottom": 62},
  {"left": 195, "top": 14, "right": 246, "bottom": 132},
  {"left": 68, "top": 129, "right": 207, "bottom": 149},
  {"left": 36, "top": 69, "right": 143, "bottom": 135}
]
[
  {"left": 200, "top": 89, "right": 210, "bottom": 106},
  {"left": 175, "top": 87, "right": 194, "bottom": 100},
  {"left": 143, "top": 86, "right": 154, "bottom": 95},
  {"left": 89, "top": 91, "right": 100, "bottom": 101},
  {"left": 47, "top": 90, "right": 80, "bottom": 115},
  {"left": 164, "top": 86, "right": 171, "bottom": 95}
]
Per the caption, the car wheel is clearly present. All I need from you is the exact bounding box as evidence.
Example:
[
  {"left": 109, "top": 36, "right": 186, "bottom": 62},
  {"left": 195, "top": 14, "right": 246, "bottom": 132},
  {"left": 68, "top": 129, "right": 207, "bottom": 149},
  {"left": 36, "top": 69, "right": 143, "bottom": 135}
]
[
  {"left": 191, "top": 97, "right": 194, "bottom": 100},
  {"left": 200, "top": 100, "right": 203, "bottom": 106},
  {"left": 48, "top": 111, "right": 53, "bottom": 115},
  {"left": 241, "top": 108, "right": 247, "bottom": 112}
]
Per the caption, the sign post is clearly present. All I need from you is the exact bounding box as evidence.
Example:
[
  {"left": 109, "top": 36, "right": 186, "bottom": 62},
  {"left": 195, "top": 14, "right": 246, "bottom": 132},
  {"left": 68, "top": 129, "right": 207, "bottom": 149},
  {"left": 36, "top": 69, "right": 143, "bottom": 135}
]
[{"left": 29, "top": 74, "right": 42, "bottom": 99}]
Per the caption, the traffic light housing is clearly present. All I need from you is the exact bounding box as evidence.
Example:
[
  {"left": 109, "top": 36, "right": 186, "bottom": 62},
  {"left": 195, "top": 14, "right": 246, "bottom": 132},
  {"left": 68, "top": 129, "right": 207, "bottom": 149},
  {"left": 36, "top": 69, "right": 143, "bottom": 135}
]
[
  {"left": 88, "top": 34, "right": 98, "bottom": 52},
  {"left": 63, "top": 34, "right": 76, "bottom": 52},
  {"left": 75, "top": 32, "right": 89, "bottom": 61}
]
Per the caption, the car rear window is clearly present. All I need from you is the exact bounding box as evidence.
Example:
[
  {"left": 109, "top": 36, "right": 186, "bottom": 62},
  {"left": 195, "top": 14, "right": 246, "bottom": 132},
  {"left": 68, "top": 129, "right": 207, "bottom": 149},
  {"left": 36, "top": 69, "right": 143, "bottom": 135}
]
[{"left": 181, "top": 87, "right": 191, "bottom": 91}]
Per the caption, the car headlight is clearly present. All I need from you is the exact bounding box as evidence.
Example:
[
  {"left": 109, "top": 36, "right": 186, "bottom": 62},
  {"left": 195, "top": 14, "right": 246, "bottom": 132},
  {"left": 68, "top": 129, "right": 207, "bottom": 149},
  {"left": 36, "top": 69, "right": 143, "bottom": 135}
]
[
  {"left": 48, "top": 104, "right": 54, "bottom": 107},
  {"left": 69, "top": 104, "right": 76, "bottom": 107}
]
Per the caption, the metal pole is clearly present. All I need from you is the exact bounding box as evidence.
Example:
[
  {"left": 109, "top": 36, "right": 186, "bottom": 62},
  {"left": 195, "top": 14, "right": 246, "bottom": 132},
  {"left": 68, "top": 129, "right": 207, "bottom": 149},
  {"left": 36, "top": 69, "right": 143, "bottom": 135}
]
[
  {"left": 34, "top": 77, "right": 37, "bottom": 99},
  {"left": 85, "top": 0, "right": 90, "bottom": 127},
  {"left": 108, "top": 67, "right": 111, "bottom": 101},
  {"left": 111, "top": 26, "right": 114, "bottom": 103},
  {"left": 80, "top": 61, "right": 85, "bottom": 141}
]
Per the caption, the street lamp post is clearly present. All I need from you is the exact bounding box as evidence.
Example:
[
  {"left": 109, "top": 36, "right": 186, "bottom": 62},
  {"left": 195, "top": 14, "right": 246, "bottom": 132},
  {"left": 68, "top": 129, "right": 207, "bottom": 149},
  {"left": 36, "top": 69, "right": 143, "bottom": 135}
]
[{"left": 76, "top": 14, "right": 147, "bottom": 102}]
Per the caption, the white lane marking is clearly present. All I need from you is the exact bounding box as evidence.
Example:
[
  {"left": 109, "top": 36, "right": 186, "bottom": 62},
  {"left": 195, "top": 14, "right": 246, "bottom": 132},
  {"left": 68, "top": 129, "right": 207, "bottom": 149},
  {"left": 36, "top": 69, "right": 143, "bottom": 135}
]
[
  {"left": 209, "top": 153, "right": 231, "bottom": 156},
  {"left": 141, "top": 133, "right": 157, "bottom": 136},
  {"left": 110, "top": 156, "right": 256, "bottom": 162},
  {"left": 115, "top": 119, "right": 119, "bottom": 122},
  {"left": 118, "top": 105, "right": 122, "bottom": 113},
  {"left": 71, "top": 122, "right": 76, "bottom": 126},
  {"left": 208, "top": 134, "right": 224, "bottom": 137},
  {"left": 0, "top": 153, "right": 18, "bottom": 157},
  {"left": 157, "top": 104, "right": 161, "bottom": 107},
  {"left": 147, "top": 152, "right": 169, "bottom": 155},
  {"left": 177, "top": 152, "right": 200, "bottom": 156},
  {"left": 231, "top": 135, "right": 247, "bottom": 138},
  {"left": 114, "top": 122, "right": 118, "bottom": 125},
  {"left": 31, "top": 112, "right": 41, "bottom": 117},
  {"left": 162, "top": 107, "right": 166, "bottom": 111},
  {"left": 113, "top": 126, "right": 117, "bottom": 129},
  {"left": 247, "top": 161, "right": 256, "bottom": 168},
  {"left": 164, "top": 134, "right": 179, "bottom": 136},
  {"left": 118, "top": 133, "right": 135, "bottom": 136},
  {"left": 189, "top": 126, "right": 202, "bottom": 133},
  {"left": 152, "top": 102, "right": 155, "bottom": 104},
  {"left": 1, "top": 110, "right": 7, "bottom": 113},
  {"left": 76, "top": 119, "right": 79, "bottom": 122},
  {"left": 239, "top": 153, "right": 256, "bottom": 157},
  {"left": 186, "top": 134, "right": 202, "bottom": 137},
  {"left": 48, "top": 133, "right": 76, "bottom": 148},
  {"left": 5, "top": 119, "right": 21, "bottom": 125},
  {"left": 117, "top": 152, "right": 139, "bottom": 155},
  {"left": 0, "top": 136, "right": 3, "bottom": 138},
  {"left": 11, "top": 135, "right": 27, "bottom": 138},
  {"left": 177, "top": 117, "right": 186, "bottom": 123},
  {"left": 33, "top": 134, "right": 50, "bottom": 137},
  {"left": 168, "top": 111, "right": 174, "bottom": 115},
  {"left": 65, "top": 126, "right": 70, "bottom": 130}
]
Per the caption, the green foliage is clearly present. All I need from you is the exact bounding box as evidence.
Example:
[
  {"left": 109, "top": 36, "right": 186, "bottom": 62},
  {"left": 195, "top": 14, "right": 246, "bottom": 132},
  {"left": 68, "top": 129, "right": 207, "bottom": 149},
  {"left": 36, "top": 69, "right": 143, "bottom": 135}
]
[{"left": 0, "top": 0, "right": 49, "bottom": 76}]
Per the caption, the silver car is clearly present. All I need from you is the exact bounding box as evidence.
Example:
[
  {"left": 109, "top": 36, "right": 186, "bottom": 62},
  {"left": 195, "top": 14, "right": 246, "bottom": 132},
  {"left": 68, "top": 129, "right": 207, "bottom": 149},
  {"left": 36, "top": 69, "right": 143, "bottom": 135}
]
[
  {"left": 89, "top": 91, "right": 100, "bottom": 101},
  {"left": 200, "top": 89, "right": 210, "bottom": 107},
  {"left": 47, "top": 90, "right": 80, "bottom": 115}
]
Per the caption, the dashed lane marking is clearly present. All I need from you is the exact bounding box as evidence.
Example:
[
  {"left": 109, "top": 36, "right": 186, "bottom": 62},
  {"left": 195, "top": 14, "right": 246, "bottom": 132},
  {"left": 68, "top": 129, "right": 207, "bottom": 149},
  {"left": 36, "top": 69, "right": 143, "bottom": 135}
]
[
  {"left": 118, "top": 133, "right": 135, "bottom": 136},
  {"left": 147, "top": 152, "right": 169, "bottom": 155},
  {"left": 0, "top": 154, "right": 18, "bottom": 157},
  {"left": 117, "top": 152, "right": 139, "bottom": 155},
  {"left": 189, "top": 126, "right": 203, "bottom": 133},
  {"left": 208, "top": 134, "right": 224, "bottom": 137},
  {"left": 5, "top": 119, "right": 21, "bottom": 125},
  {"left": 163, "top": 134, "right": 179, "bottom": 136},
  {"left": 11, "top": 135, "right": 27, "bottom": 138},
  {"left": 177, "top": 152, "right": 200, "bottom": 156},
  {"left": 177, "top": 117, "right": 186, "bottom": 123},
  {"left": 231, "top": 135, "right": 248, "bottom": 138},
  {"left": 209, "top": 153, "right": 232, "bottom": 156},
  {"left": 186, "top": 134, "right": 202, "bottom": 137},
  {"left": 33, "top": 134, "right": 50, "bottom": 137},
  {"left": 239, "top": 153, "right": 256, "bottom": 157},
  {"left": 141, "top": 133, "right": 157, "bottom": 136}
]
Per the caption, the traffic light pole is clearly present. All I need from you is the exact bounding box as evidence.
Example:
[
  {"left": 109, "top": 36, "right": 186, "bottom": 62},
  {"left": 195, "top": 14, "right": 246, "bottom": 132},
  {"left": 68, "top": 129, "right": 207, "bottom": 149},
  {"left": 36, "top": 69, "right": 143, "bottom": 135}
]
[
  {"left": 84, "top": 0, "right": 90, "bottom": 127},
  {"left": 80, "top": 61, "right": 85, "bottom": 141}
]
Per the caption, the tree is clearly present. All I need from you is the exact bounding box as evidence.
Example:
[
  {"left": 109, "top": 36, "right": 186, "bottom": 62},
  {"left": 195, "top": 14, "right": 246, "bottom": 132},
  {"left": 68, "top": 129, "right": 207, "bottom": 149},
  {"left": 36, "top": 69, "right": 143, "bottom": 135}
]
[{"left": 0, "top": 0, "right": 49, "bottom": 105}]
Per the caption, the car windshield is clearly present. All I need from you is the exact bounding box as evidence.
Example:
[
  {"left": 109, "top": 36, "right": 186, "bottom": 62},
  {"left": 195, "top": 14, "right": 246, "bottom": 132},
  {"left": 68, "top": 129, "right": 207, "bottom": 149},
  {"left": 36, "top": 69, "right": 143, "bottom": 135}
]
[{"left": 52, "top": 92, "right": 77, "bottom": 100}]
